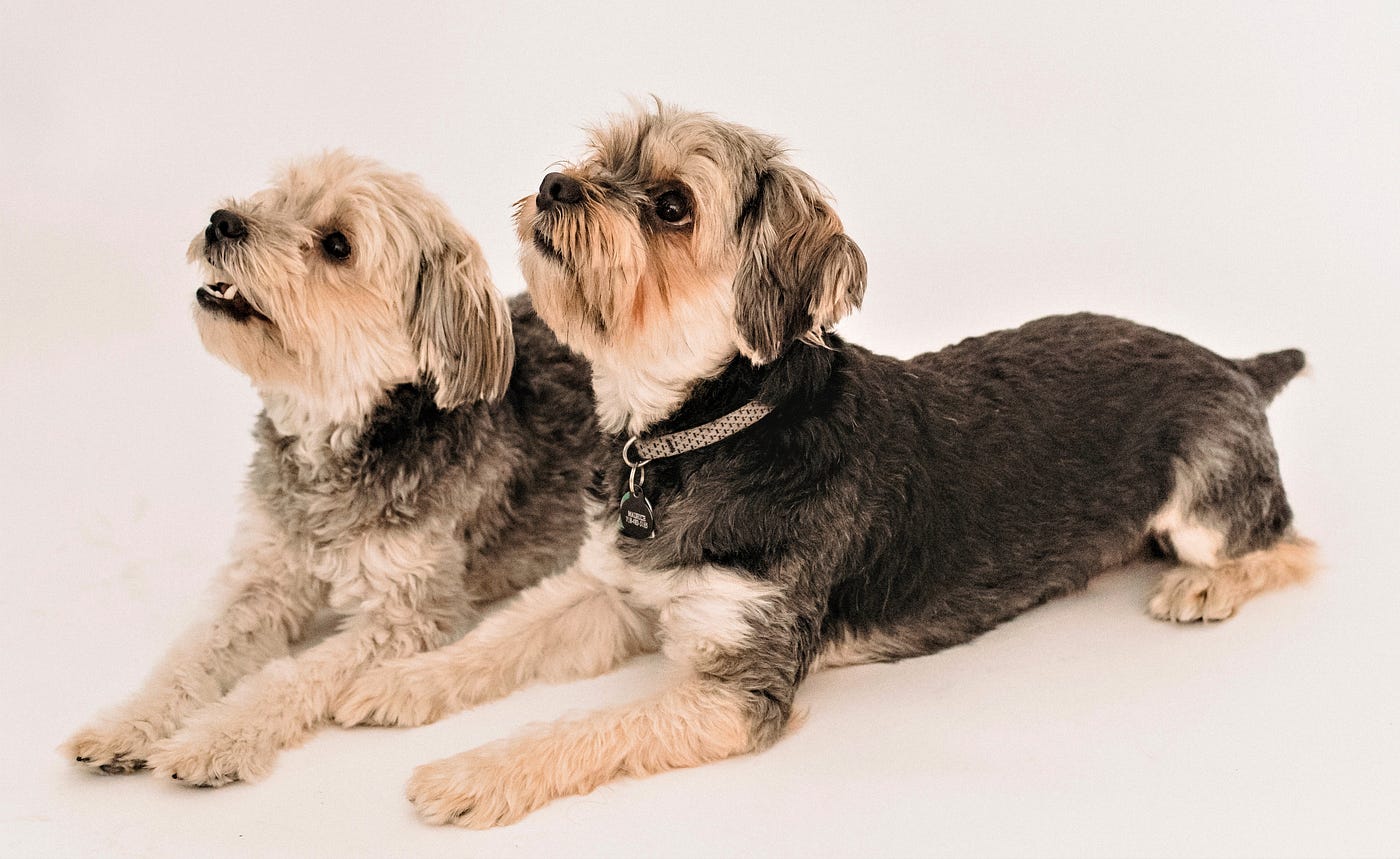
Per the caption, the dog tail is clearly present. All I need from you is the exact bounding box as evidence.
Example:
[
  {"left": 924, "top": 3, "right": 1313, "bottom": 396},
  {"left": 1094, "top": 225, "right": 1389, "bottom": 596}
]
[{"left": 1235, "top": 348, "right": 1306, "bottom": 402}]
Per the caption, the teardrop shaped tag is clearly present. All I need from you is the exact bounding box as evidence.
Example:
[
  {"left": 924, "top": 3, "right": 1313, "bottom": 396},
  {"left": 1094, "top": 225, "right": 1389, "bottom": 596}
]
[{"left": 619, "top": 490, "right": 657, "bottom": 540}]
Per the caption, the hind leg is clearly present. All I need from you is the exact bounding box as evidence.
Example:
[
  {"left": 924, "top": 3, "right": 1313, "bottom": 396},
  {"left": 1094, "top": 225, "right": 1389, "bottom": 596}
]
[
  {"left": 1147, "top": 420, "right": 1316, "bottom": 622},
  {"left": 1149, "top": 532, "right": 1316, "bottom": 622}
]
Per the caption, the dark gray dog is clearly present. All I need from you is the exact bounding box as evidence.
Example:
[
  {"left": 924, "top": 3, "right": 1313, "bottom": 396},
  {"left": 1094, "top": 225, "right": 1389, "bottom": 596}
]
[{"left": 335, "top": 106, "right": 1313, "bottom": 828}]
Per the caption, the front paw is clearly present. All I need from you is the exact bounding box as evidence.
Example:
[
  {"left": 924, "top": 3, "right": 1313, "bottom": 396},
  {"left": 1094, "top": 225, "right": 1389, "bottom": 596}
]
[
  {"left": 334, "top": 660, "right": 458, "bottom": 727},
  {"left": 406, "top": 744, "right": 546, "bottom": 829},
  {"left": 147, "top": 715, "right": 276, "bottom": 787},
  {"left": 64, "top": 719, "right": 158, "bottom": 774}
]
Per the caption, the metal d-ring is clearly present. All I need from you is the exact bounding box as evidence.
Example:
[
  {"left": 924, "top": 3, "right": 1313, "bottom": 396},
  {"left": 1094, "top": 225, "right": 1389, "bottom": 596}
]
[
  {"left": 622, "top": 437, "right": 652, "bottom": 498},
  {"left": 622, "top": 436, "right": 652, "bottom": 469}
]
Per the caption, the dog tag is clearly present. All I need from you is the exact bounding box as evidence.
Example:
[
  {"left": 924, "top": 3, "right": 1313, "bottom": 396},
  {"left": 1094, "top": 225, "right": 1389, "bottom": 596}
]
[{"left": 619, "top": 490, "right": 656, "bottom": 539}]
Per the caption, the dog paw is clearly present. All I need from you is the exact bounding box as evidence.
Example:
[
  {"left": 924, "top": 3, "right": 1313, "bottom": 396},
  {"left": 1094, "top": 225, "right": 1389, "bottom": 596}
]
[
  {"left": 334, "top": 661, "right": 457, "bottom": 727},
  {"left": 146, "top": 718, "right": 275, "bottom": 787},
  {"left": 64, "top": 720, "right": 157, "bottom": 774},
  {"left": 405, "top": 745, "right": 544, "bottom": 829},
  {"left": 1148, "top": 567, "right": 1244, "bottom": 622}
]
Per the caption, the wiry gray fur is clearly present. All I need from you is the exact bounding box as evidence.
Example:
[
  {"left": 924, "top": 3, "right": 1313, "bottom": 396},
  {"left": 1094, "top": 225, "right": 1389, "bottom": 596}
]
[
  {"left": 250, "top": 294, "right": 597, "bottom": 606},
  {"left": 64, "top": 153, "right": 600, "bottom": 788},
  {"left": 66, "top": 293, "right": 598, "bottom": 788}
]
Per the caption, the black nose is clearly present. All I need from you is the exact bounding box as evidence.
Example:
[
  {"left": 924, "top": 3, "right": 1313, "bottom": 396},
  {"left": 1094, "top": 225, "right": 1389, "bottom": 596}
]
[
  {"left": 536, "top": 172, "right": 583, "bottom": 209},
  {"left": 206, "top": 209, "right": 247, "bottom": 244}
]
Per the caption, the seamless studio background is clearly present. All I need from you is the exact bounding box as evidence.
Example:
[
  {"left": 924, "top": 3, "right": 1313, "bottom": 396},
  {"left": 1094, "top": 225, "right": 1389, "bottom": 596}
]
[{"left": 2, "top": 2, "right": 1397, "bottom": 857}]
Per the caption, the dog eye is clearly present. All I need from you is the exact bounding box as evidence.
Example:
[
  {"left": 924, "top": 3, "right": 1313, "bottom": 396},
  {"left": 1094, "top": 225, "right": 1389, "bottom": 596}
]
[
  {"left": 653, "top": 190, "right": 691, "bottom": 225},
  {"left": 321, "top": 231, "right": 351, "bottom": 260}
]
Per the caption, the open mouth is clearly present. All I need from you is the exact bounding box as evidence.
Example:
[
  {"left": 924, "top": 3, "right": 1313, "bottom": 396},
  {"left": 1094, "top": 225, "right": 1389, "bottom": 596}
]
[
  {"left": 195, "top": 282, "right": 270, "bottom": 323},
  {"left": 532, "top": 229, "right": 568, "bottom": 267}
]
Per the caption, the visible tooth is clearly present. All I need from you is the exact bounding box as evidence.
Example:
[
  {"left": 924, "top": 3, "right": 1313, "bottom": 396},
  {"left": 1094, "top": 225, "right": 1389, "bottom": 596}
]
[
  {"left": 203, "top": 284, "right": 220, "bottom": 295},
  {"left": 223, "top": 284, "right": 238, "bottom": 299}
]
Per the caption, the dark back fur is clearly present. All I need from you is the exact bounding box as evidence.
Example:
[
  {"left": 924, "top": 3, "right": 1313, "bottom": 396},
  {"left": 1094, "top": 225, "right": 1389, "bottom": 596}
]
[{"left": 603, "top": 312, "right": 1297, "bottom": 663}]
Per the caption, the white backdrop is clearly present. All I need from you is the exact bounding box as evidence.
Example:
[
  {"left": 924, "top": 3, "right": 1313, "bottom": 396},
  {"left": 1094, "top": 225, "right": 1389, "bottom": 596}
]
[{"left": 2, "top": 2, "right": 1397, "bottom": 857}]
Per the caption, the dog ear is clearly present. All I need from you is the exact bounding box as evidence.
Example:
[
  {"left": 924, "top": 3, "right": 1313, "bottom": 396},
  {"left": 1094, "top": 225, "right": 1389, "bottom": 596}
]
[
  {"left": 409, "top": 232, "right": 514, "bottom": 410},
  {"left": 733, "top": 164, "right": 867, "bottom": 364}
]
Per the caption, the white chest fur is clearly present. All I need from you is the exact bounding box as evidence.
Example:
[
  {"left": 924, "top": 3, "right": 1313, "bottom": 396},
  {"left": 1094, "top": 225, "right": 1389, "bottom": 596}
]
[{"left": 574, "top": 523, "right": 777, "bottom": 663}]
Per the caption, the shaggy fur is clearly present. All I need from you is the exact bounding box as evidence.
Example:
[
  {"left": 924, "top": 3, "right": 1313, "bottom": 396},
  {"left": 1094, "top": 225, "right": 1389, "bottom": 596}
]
[
  {"left": 334, "top": 105, "right": 1314, "bottom": 827},
  {"left": 63, "top": 153, "right": 597, "bottom": 786}
]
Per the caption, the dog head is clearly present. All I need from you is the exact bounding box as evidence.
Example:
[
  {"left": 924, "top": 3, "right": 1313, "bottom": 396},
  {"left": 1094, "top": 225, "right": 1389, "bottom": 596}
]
[
  {"left": 190, "top": 151, "right": 512, "bottom": 424},
  {"left": 516, "top": 103, "right": 866, "bottom": 404}
]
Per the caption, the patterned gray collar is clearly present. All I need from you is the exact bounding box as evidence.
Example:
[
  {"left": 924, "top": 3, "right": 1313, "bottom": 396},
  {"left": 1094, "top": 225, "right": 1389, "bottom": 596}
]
[{"left": 626, "top": 400, "right": 773, "bottom": 463}]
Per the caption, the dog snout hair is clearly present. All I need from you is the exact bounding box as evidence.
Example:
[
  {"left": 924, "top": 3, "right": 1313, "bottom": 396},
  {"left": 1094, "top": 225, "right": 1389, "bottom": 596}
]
[
  {"left": 536, "top": 172, "right": 584, "bottom": 210},
  {"left": 205, "top": 208, "right": 248, "bottom": 244}
]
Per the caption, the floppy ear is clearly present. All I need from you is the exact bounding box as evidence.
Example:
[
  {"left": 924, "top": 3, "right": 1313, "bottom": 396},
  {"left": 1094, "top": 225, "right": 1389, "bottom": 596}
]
[
  {"left": 733, "top": 164, "right": 867, "bottom": 364},
  {"left": 409, "top": 232, "right": 514, "bottom": 410}
]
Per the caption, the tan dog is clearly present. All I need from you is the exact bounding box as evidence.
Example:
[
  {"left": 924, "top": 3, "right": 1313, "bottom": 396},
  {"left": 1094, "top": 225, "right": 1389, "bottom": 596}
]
[{"left": 64, "top": 152, "right": 597, "bottom": 786}]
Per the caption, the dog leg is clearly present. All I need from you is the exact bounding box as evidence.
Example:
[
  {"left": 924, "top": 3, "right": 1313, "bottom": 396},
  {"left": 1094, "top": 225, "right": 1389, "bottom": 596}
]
[
  {"left": 144, "top": 610, "right": 451, "bottom": 787},
  {"left": 1146, "top": 420, "right": 1316, "bottom": 622},
  {"left": 1149, "top": 532, "right": 1316, "bottom": 622},
  {"left": 334, "top": 564, "right": 654, "bottom": 727},
  {"left": 64, "top": 516, "right": 320, "bottom": 774},
  {"left": 145, "top": 529, "right": 470, "bottom": 786},
  {"left": 407, "top": 677, "right": 772, "bottom": 827},
  {"left": 403, "top": 565, "right": 806, "bottom": 827}
]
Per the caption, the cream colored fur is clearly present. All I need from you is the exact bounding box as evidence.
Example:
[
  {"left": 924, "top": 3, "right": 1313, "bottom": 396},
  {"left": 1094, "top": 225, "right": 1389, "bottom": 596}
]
[
  {"left": 64, "top": 153, "right": 519, "bottom": 785},
  {"left": 335, "top": 523, "right": 784, "bottom": 825}
]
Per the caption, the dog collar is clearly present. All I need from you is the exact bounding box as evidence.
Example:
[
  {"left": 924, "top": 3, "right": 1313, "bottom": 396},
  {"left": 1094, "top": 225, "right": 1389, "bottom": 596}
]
[
  {"left": 627, "top": 399, "right": 773, "bottom": 462},
  {"left": 617, "top": 399, "right": 773, "bottom": 540}
]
